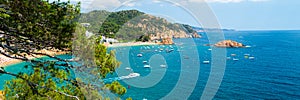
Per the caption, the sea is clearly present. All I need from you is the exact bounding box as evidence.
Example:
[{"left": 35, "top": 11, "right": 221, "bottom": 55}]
[{"left": 1, "top": 30, "right": 300, "bottom": 99}]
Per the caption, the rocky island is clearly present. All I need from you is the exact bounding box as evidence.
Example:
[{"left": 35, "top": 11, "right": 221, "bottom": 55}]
[{"left": 214, "top": 40, "right": 244, "bottom": 48}]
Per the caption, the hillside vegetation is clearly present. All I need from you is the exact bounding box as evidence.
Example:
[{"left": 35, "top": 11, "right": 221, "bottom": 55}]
[{"left": 79, "top": 10, "right": 198, "bottom": 42}]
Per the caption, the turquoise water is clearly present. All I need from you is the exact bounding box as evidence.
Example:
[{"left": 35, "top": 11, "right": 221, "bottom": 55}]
[
  {"left": 1, "top": 30, "right": 300, "bottom": 99},
  {"left": 110, "top": 30, "right": 300, "bottom": 99}
]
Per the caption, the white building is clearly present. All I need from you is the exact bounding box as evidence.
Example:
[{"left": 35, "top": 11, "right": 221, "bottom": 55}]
[{"left": 100, "top": 36, "right": 119, "bottom": 43}]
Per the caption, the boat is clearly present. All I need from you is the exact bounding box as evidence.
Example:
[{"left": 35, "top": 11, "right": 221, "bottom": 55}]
[
  {"left": 226, "top": 57, "right": 231, "bottom": 60},
  {"left": 125, "top": 67, "right": 131, "bottom": 70},
  {"left": 120, "top": 73, "right": 140, "bottom": 79},
  {"left": 208, "top": 48, "right": 212, "bottom": 51},
  {"left": 166, "top": 49, "right": 174, "bottom": 53},
  {"left": 143, "top": 61, "right": 147, "bottom": 64},
  {"left": 233, "top": 58, "right": 239, "bottom": 61},
  {"left": 249, "top": 57, "right": 255, "bottom": 60},
  {"left": 137, "top": 54, "right": 143, "bottom": 57},
  {"left": 160, "top": 64, "right": 167, "bottom": 68},
  {"left": 231, "top": 54, "right": 237, "bottom": 56},
  {"left": 144, "top": 65, "right": 151, "bottom": 68},
  {"left": 128, "top": 73, "right": 140, "bottom": 78},
  {"left": 203, "top": 61, "right": 210, "bottom": 64},
  {"left": 245, "top": 45, "right": 251, "bottom": 48}
]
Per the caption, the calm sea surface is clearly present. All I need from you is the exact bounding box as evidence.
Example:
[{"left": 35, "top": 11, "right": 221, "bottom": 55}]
[{"left": 1, "top": 30, "right": 300, "bottom": 99}]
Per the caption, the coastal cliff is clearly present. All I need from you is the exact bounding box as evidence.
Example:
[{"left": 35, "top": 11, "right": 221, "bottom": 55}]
[{"left": 214, "top": 40, "right": 244, "bottom": 47}]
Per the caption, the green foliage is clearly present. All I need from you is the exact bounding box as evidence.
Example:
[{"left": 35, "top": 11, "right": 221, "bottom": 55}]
[
  {"left": 105, "top": 81, "right": 127, "bottom": 96},
  {"left": 0, "top": 0, "right": 127, "bottom": 99},
  {"left": 4, "top": 65, "right": 84, "bottom": 100},
  {"left": 0, "top": 0, "right": 80, "bottom": 50},
  {"left": 98, "top": 10, "right": 144, "bottom": 38},
  {"left": 94, "top": 44, "right": 120, "bottom": 78},
  {"left": 79, "top": 10, "right": 110, "bottom": 33}
]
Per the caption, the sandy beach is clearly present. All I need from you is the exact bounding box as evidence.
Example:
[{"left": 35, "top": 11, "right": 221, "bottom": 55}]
[
  {"left": 1, "top": 42, "right": 157, "bottom": 67},
  {"left": 0, "top": 49, "right": 68, "bottom": 67}
]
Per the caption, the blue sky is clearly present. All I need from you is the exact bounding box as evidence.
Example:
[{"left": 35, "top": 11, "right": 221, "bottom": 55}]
[{"left": 60, "top": 0, "right": 300, "bottom": 30}]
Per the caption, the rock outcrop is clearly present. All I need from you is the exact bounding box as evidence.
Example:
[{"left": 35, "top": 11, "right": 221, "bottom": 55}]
[
  {"left": 192, "top": 32, "right": 201, "bottom": 38},
  {"left": 160, "top": 38, "right": 174, "bottom": 45},
  {"left": 0, "top": 91, "right": 4, "bottom": 100},
  {"left": 214, "top": 40, "right": 244, "bottom": 47}
]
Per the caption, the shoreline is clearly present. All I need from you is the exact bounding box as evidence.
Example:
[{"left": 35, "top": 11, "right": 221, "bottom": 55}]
[
  {"left": 105, "top": 42, "right": 159, "bottom": 47},
  {"left": 1, "top": 42, "right": 162, "bottom": 67},
  {"left": 0, "top": 49, "right": 68, "bottom": 68}
]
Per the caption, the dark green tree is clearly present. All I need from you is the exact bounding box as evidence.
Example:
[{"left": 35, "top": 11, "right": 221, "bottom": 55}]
[
  {"left": 136, "top": 34, "right": 150, "bottom": 42},
  {"left": 0, "top": 0, "right": 127, "bottom": 99}
]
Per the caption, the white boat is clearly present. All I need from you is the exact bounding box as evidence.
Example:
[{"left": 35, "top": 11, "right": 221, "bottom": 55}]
[
  {"left": 144, "top": 65, "right": 151, "bottom": 68},
  {"left": 137, "top": 54, "right": 143, "bottom": 57},
  {"left": 120, "top": 73, "right": 140, "bottom": 79},
  {"left": 231, "top": 54, "right": 237, "bottom": 56},
  {"left": 203, "top": 61, "right": 210, "bottom": 64},
  {"left": 160, "top": 64, "right": 167, "bottom": 68},
  {"left": 143, "top": 61, "right": 147, "bottom": 64},
  {"left": 249, "top": 57, "right": 255, "bottom": 60},
  {"left": 233, "top": 58, "right": 239, "bottom": 61},
  {"left": 245, "top": 45, "right": 251, "bottom": 48},
  {"left": 128, "top": 73, "right": 140, "bottom": 78},
  {"left": 125, "top": 67, "right": 131, "bottom": 70},
  {"left": 208, "top": 48, "right": 212, "bottom": 51}
]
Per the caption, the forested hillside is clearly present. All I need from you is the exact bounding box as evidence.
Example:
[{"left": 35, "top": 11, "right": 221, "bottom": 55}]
[{"left": 79, "top": 10, "right": 199, "bottom": 42}]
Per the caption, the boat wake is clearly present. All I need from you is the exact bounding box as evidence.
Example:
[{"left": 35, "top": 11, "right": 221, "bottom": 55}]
[{"left": 103, "top": 73, "right": 140, "bottom": 82}]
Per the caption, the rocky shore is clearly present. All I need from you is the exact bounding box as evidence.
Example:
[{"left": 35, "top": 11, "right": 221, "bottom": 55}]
[
  {"left": 214, "top": 40, "right": 244, "bottom": 48},
  {"left": 0, "top": 91, "right": 4, "bottom": 100},
  {"left": 160, "top": 38, "right": 174, "bottom": 45}
]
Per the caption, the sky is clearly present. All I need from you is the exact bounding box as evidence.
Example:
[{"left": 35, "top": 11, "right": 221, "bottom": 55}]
[{"left": 57, "top": 0, "right": 300, "bottom": 30}]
